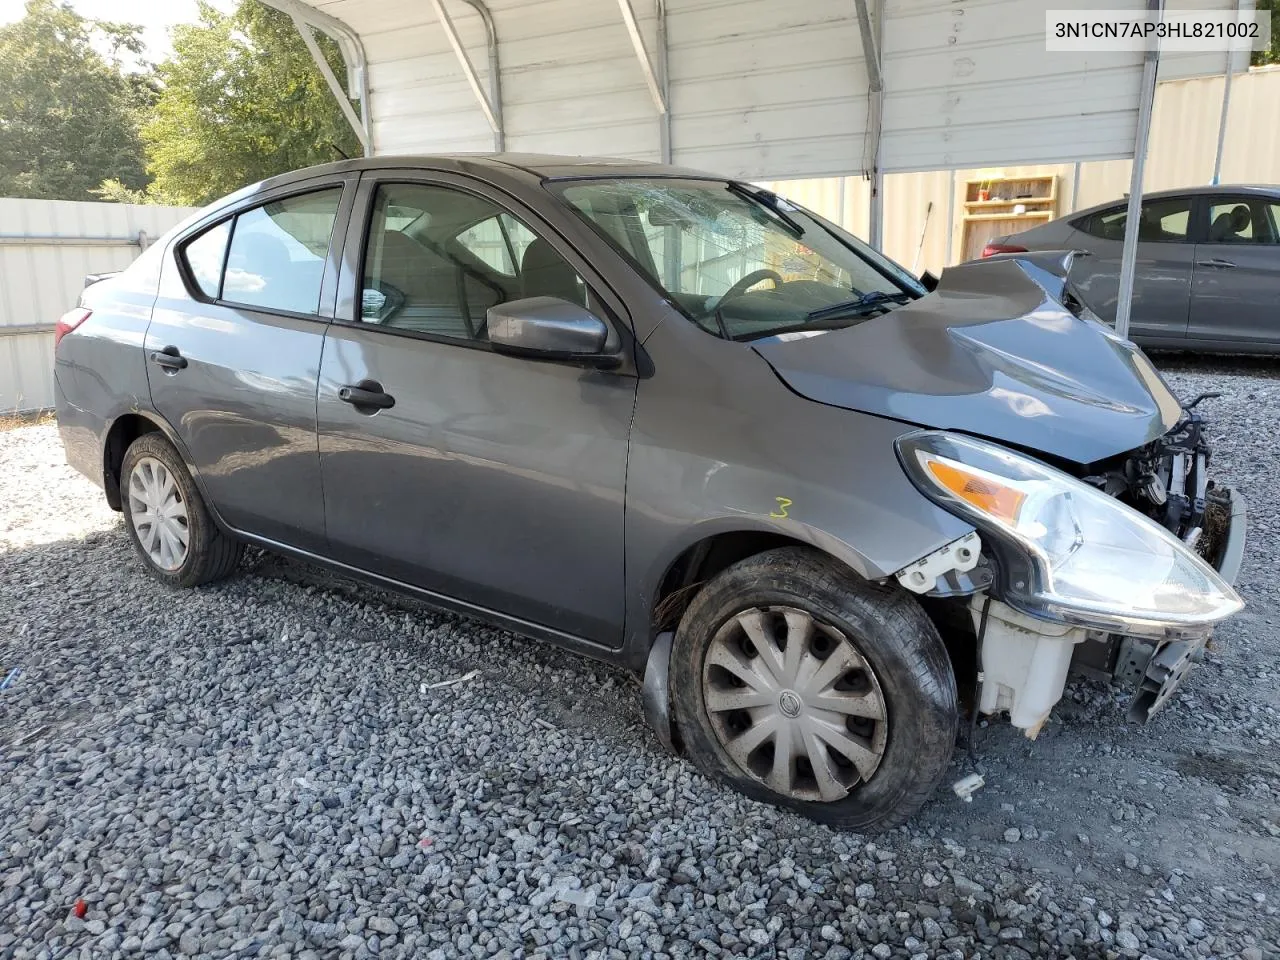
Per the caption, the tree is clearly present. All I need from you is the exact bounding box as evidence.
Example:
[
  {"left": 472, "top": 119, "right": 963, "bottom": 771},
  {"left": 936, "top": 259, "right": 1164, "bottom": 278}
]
[
  {"left": 1253, "top": 0, "right": 1278, "bottom": 67},
  {"left": 142, "top": 0, "right": 361, "bottom": 207},
  {"left": 0, "top": 0, "right": 149, "bottom": 200}
]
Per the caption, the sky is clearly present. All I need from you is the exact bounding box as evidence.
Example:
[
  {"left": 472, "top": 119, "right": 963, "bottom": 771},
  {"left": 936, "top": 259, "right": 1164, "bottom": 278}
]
[{"left": 0, "top": 0, "right": 234, "bottom": 63}]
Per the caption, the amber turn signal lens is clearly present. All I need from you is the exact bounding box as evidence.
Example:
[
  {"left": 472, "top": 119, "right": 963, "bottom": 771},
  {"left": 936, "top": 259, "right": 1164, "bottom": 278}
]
[{"left": 925, "top": 458, "right": 1026, "bottom": 525}]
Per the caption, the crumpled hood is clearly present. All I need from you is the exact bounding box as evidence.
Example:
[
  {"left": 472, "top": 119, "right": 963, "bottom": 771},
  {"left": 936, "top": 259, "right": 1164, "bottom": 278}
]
[{"left": 752, "top": 255, "right": 1184, "bottom": 465}]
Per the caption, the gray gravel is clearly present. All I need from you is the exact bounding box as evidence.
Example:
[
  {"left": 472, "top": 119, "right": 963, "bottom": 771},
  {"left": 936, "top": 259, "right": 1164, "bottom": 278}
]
[{"left": 2, "top": 358, "right": 1278, "bottom": 960}]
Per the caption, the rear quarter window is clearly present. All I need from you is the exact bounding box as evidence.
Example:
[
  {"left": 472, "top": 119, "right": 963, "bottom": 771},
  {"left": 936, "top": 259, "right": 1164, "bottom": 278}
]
[{"left": 181, "top": 220, "right": 231, "bottom": 298}]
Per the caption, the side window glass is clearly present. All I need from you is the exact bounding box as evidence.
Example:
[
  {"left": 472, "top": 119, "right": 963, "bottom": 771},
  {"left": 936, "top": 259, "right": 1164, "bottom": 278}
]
[
  {"left": 1077, "top": 206, "right": 1127, "bottom": 241},
  {"left": 455, "top": 214, "right": 540, "bottom": 278},
  {"left": 222, "top": 188, "right": 342, "bottom": 314},
  {"left": 457, "top": 216, "right": 514, "bottom": 274},
  {"left": 1078, "top": 198, "right": 1191, "bottom": 243},
  {"left": 1207, "top": 200, "right": 1276, "bottom": 244},
  {"left": 360, "top": 183, "right": 588, "bottom": 342},
  {"left": 1138, "top": 197, "right": 1190, "bottom": 242},
  {"left": 182, "top": 220, "right": 230, "bottom": 298}
]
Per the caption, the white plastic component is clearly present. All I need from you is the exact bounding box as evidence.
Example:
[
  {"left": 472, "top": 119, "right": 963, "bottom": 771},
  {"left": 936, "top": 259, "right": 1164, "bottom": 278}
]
[
  {"left": 895, "top": 531, "right": 982, "bottom": 594},
  {"left": 971, "top": 596, "right": 1087, "bottom": 739},
  {"left": 952, "top": 772, "right": 985, "bottom": 802}
]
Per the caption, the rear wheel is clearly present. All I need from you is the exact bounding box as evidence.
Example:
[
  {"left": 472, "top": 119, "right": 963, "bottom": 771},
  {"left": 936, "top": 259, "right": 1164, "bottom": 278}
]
[
  {"left": 120, "top": 432, "right": 241, "bottom": 588},
  {"left": 670, "top": 547, "right": 958, "bottom": 831}
]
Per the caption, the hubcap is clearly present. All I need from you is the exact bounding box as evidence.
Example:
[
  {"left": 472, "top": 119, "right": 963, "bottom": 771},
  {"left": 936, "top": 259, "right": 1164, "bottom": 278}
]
[
  {"left": 127, "top": 457, "right": 190, "bottom": 572},
  {"left": 702, "top": 606, "right": 888, "bottom": 803}
]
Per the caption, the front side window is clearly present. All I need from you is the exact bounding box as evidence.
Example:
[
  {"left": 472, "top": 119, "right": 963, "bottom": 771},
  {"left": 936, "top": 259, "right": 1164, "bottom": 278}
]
[
  {"left": 221, "top": 188, "right": 343, "bottom": 314},
  {"left": 360, "top": 183, "right": 587, "bottom": 342},
  {"left": 556, "top": 178, "right": 921, "bottom": 341},
  {"left": 1206, "top": 199, "right": 1280, "bottom": 244},
  {"left": 1077, "top": 197, "right": 1192, "bottom": 243}
]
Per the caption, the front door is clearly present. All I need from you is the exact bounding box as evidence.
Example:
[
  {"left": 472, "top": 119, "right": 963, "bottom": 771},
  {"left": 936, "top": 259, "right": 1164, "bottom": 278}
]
[
  {"left": 146, "top": 177, "right": 354, "bottom": 552},
  {"left": 1067, "top": 195, "right": 1196, "bottom": 345},
  {"left": 1188, "top": 195, "right": 1280, "bottom": 346},
  {"left": 316, "top": 173, "right": 636, "bottom": 647}
]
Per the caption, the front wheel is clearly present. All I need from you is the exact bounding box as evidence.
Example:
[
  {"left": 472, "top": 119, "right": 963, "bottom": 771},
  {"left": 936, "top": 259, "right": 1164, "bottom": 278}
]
[
  {"left": 120, "top": 432, "right": 242, "bottom": 588},
  {"left": 670, "top": 547, "right": 958, "bottom": 832}
]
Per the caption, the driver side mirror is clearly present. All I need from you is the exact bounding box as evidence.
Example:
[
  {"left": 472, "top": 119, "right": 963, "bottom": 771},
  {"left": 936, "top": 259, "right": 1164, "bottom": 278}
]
[{"left": 486, "top": 296, "right": 619, "bottom": 368}]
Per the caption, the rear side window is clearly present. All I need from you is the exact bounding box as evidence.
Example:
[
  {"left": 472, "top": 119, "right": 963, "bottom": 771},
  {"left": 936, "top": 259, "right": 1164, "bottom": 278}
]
[
  {"left": 182, "top": 220, "right": 231, "bottom": 298},
  {"left": 221, "top": 188, "right": 343, "bottom": 314},
  {"left": 1075, "top": 197, "right": 1192, "bottom": 243}
]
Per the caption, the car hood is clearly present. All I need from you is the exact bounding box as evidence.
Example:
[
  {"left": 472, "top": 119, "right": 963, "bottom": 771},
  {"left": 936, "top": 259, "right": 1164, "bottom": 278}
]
[{"left": 751, "top": 255, "right": 1184, "bottom": 465}]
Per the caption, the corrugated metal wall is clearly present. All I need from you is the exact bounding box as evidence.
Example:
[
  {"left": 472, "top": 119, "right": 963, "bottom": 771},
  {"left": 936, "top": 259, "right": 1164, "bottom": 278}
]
[
  {"left": 0, "top": 200, "right": 196, "bottom": 414},
  {"left": 762, "top": 67, "right": 1280, "bottom": 276},
  {"left": 309, "top": 0, "right": 1244, "bottom": 178}
]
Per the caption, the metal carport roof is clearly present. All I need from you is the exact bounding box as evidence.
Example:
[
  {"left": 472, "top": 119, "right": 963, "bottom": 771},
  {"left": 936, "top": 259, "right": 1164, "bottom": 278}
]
[{"left": 262, "top": 0, "right": 1253, "bottom": 336}]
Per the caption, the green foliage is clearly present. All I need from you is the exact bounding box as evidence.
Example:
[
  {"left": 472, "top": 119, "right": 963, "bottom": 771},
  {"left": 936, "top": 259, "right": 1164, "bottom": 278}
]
[
  {"left": 92, "top": 178, "right": 151, "bottom": 204},
  {"left": 0, "top": 0, "right": 149, "bottom": 200},
  {"left": 142, "top": 0, "right": 361, "bottom": 207},
  {"left": 1253, "top": 0, "right": 1279, "bottom": 67}
]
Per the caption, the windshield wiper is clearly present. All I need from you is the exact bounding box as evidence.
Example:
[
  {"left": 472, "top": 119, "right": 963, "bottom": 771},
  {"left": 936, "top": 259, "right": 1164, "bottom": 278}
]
[
  {"left": 804, "top": 290, "right": 913, "bottom": 322},
  {"left": 726, "top": 181, "right": 804, "bottom": 236}
]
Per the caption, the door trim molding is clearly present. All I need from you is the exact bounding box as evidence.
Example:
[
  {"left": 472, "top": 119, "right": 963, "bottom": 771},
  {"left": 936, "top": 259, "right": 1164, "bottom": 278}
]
[{"left": 230, "top": 529, "right": 629, "bottom": 661}]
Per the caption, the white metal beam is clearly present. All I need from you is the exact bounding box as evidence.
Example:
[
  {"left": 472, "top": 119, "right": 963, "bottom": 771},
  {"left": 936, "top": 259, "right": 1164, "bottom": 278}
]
[
  {"left": 292, "top": 15, "right": 370, "bottom": 153},
  {"left": 1114, "top": 0, "right": 1164, "bottom": 341},
  {"left": 428, "top": 0, "right": 501, "bottom": 134},
  {"left": 457, "top": 0, "right": 505, "bottom": 150},
  {"left": 616, "top": 0, "right": 668, "bottom": 115},
  {"left": 855, "top": 0, "right": 885, "bottom": 247}
]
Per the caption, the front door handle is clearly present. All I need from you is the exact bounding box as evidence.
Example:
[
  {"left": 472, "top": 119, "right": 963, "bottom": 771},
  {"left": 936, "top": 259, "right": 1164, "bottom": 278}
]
[
  {"left": 149, "top": 346, "right": 187, "bottom": 371},
  {"left": 338, "top": 381, "right": 395, "bottom": 411},
  {"left": 1196, "top": 258, "right": 1236, "bottom": 268}
]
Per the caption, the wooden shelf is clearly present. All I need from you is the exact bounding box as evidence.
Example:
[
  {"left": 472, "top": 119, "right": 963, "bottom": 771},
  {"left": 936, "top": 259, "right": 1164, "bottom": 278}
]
[
  {"left": 964, "top": 211, "right": 1054, "bottom": 222},
  {"left": 960, "top": 175, "right": 1058, "bottom": 260},
  {"left": 964, "top": 198, "right": 1049, "bottom": 209}
]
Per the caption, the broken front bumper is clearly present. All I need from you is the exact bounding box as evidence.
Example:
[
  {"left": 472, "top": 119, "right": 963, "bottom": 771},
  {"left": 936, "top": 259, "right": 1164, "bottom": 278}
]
[{"left": 1071, "top": 488, "right": 1248, "bottom": 723}]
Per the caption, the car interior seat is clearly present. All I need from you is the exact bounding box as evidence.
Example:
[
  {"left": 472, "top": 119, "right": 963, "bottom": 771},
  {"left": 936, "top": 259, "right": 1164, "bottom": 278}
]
[
  {"left": 520, "top": 239, "right": 586, "bottom": 306},
  {"left": 1210, "top": 204, "right": 1252, "bottom": 242}
]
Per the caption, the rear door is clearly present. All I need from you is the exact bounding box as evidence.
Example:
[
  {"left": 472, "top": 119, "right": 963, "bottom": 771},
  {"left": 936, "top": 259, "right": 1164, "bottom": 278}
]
[
  {"left": 316, "top": 170, "right": 637, "bottom": 647},
  {"left": 1188, "top": 195, "right": 1280, "bottom": 347},
  {"left": 146, "top": 174, "right": 356, "bottom": 552},
  {"left": 1066, "top": 196, "right": 1197, "bottom": 345}
]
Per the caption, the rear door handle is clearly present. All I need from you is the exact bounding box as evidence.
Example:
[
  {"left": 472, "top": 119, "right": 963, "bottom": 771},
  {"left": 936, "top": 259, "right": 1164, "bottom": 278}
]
[
  {"left": 1196, "top": 258, "right": 1236, "bottom": 268},
  {"left": 338, "top": 381, "right": 395, "bottom": 411},
  {"left": 149, "top": 346, "right": 187, "bottom": 370}
]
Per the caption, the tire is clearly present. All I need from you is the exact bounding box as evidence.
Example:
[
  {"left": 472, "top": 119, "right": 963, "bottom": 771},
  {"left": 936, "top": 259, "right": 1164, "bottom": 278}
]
[
  {"left": 670, "top": 546, "right": 958, "bottom": 832},
  {"left": 119, "top": 432, "right": 242, "bottom": 588}
]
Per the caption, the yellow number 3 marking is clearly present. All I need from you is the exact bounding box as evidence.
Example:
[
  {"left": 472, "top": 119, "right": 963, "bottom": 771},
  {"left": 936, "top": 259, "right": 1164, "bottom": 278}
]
[{"left": 770, "top": 496, "right": 793, "bottom": 519}]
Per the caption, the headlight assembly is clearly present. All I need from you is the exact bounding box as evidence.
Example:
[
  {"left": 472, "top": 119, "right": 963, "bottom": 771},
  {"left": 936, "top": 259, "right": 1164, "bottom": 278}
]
[{"left": 896, "top": 430, "right": 1242, "bottom": 638}]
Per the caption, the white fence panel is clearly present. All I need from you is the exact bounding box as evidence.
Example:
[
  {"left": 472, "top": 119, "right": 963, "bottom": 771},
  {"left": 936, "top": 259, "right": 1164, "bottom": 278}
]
[{"left": 0, "top": 199, "right": 197, "bottom": 414}]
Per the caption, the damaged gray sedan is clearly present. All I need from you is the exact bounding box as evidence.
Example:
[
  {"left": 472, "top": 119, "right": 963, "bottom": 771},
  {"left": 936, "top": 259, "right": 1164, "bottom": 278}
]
[{"left": 53, "top": 155, "right": 1245, "bottom": 831}]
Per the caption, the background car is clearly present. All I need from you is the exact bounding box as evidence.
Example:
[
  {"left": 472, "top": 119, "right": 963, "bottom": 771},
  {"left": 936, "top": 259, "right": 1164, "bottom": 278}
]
[{"left": 982, "top": 185, "right": 1280, "bottom": 354}]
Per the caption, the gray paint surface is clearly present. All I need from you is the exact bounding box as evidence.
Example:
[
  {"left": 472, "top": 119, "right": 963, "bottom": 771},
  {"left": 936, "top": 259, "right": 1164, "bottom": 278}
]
[
  {"left": 53, "top": 155, "right": 1192, "bottom": 671},
  {"left": 753, "top": 257, "right": 1183, "bottom": 464}
]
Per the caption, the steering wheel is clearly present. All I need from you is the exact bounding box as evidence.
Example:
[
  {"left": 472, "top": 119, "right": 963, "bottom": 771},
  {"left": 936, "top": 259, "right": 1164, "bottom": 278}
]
[{"left": 716, "top": 269, "right": 784, "bottom": 309}]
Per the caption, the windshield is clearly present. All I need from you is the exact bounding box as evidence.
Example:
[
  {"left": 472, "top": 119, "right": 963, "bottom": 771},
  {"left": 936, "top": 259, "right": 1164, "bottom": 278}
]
[{"left": 555, "top": 177, "right": 924, "bottom": 340}]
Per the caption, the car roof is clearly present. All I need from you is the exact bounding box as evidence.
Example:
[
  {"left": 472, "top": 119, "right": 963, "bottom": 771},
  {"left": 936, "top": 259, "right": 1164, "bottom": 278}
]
[
  {"left": 1070, "top": 183, "right": 1280, "bottom": 218},
  {"left": 243, "top": 153, "right": 721, "bottom": 193}
]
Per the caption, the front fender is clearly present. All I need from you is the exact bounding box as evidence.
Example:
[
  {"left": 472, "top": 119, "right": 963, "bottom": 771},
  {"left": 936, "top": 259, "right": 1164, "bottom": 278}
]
[{"left": 621, "top": 323, "right": 974, "bottom": 667}]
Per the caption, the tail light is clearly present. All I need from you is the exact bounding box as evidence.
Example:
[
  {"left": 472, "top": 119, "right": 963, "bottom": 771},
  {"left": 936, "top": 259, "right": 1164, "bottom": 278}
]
[
  {"left": 981, "top": 242, "right": 1029, "bottom": 258},
  {"left": 54, "top": 308, "right": 92, "bottom": 348}
]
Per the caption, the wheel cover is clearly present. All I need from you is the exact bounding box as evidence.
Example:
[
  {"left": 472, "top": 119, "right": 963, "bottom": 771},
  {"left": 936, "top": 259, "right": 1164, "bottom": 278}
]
[
  {"left": 702, "top": 606, "right": 889, "bottom": 802},
  {"left": 127, "top": 456, "right": 190, "bottom": 572}
]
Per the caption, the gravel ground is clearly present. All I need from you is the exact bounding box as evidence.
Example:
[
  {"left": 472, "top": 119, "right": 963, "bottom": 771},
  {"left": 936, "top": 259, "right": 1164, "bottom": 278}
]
[{"left": 1, "top": 359, "right": 1278, "bottom": 960}]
